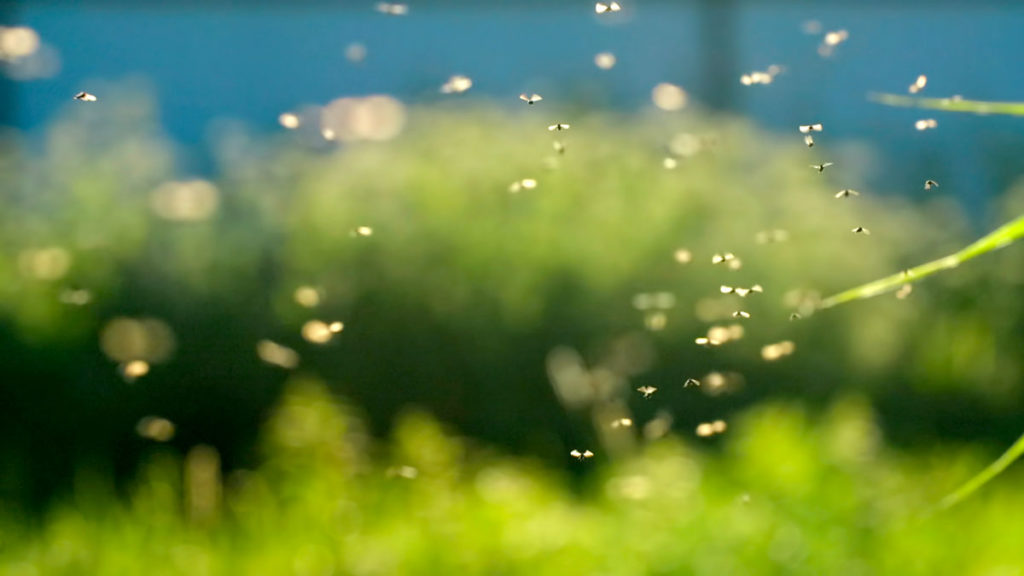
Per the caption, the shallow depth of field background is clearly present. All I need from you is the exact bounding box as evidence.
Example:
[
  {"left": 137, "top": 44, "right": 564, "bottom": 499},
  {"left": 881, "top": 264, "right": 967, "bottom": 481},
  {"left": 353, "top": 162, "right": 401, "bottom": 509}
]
[{"left": 2, "top": 2, "right": 1024, "bottom": 574}]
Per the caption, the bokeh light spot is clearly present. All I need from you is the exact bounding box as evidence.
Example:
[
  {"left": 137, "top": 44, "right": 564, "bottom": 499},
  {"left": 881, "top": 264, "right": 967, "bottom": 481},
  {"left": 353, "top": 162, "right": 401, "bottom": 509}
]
[
  {"left": 150, "top": 180, "right": 220, "bottom": 222},
  {"left": 652, "top": 83, "right": 688, "bottom": 111}
]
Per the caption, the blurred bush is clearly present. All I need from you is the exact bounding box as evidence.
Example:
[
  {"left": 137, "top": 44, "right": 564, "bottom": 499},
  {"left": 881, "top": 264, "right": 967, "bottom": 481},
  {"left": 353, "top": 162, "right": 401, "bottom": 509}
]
[
  {"left": 1, "top": 90, "right": 1023, "bottom": 508},
  {"left": 2, "top": 380, "right": 1023, "bottom": 575}
]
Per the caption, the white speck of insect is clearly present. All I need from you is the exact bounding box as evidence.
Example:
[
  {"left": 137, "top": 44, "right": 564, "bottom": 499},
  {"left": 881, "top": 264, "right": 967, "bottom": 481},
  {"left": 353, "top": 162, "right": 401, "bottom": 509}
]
[
  {"left": 610, "top": 418, "right": 633, "bottom": 428},
  {"left": 663, "top": 157, "right": 678, "bottom": 169},
  {"left": 818, "top": 30, "right": 849, "bottom": 57},
  {"left": 375, "top": 2, "right": 408, "bottom": 15},
  {"left": 440, "top": 75, "right": 473, "bottom": 94},
  {"left": 924, "top": 179, "right": 939, "bottom": 190},
  {"left": 804, "top": 134, "right": 815, "bottom": 147},
  {"left": 553, "top": 141, "right": 566, "bottom": 155},
  {"left": 278, "top": 112, "right": 300, "bottom": 129},
  {"left": 810, "top": 162, "right": 834, "bottom": 173},
  {"left": 711, "top": 252, "right": 736, "bottom": 264},
  {"left": 739, "top": 67, "right": 780, "bottom": 86},
  {"left": 74, "top": 91, "right": 97, "bottom": 102},
  {"left": 519, "top": 93, "right": 543, "bottom": 104},
  {"left": 376, "top": 2, "right": 407, "bottom": 15},
  {"left": 732, "top": 310, "right": 751, "bottom": 319},
  {"left": 896, "top": 284, "right": 913, "bottom": 300},
  {"left": 823, "top": 29, "right": 849, "bottom": 46},
  {"left": 353, "top": 226, "right": 373, "bottom": 237},
  {"left": 594, "top": 52, "right": 617, "bottom": 70},
  {"left": 909, "top": 74, "right": 928, "bottom": 94},
  {"left": 508, "top": 178, "right": 538, "bottom": 193},
  {"left": 595, "top": 1, "right": 621, "bottom": 14},
  {"left": 637, "top": 385, "right": 657, "bottom": 398},
  {"left": 835, "top": 189, "right": 859, "bottom": 198},
  {"left": 548, "top": 123, "right": 570, "bottom": 132},
  {"left": 799, "top": 123, "right": 823, "bottom": 133},
  {"left": 684, "top": 378, "right": 700, "bottom": 388},
  {"left": 720, "top": 285, "right": 735, "bottom": 294},
  {"left": 570, "top": 449, "right": 595, "bottom": 461},
  {"left": 696, "top": 419, "right": 728, "bottom": 437},
  {"left": 735, "top": 285, "right": 761, "bottom": 298},
  {"left": 761, "top": 340, "right": 796, "bottom": 361},
  {"left": 695, "top": 337, "right": 719, "bottom": 348},
  {"left": 914, "top": 118, "right": 938, "bottom": 131},
  {"left": 120, "top": 360, "right": 150, "bottom": 383},
  {"left": 852, "top": 226, "right": 870, "bottom": 235},
  {"left": 789, "top": 312, "right": 802, "bottom": 321}
]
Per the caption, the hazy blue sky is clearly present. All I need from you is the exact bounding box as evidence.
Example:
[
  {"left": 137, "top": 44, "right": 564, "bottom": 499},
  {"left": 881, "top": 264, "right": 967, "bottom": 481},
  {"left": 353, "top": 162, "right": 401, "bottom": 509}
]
[{"left": 7, "top": 2, "right": 1024, "bottom": 222}]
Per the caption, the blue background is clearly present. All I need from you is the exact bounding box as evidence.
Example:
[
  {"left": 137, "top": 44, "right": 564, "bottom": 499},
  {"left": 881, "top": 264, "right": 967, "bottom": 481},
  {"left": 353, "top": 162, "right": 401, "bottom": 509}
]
[{"left": 5, "top": 1, "right": 1024, "bottom": 224}]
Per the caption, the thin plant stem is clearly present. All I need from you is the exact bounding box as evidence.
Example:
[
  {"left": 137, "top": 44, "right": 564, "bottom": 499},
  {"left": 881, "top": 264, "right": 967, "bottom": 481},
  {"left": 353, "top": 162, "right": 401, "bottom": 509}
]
[
  {"left": 818, "top": 214, "right": 1024, "bottom": 310},
  {"left": 819, "top": 190, "right": 1024, "bottom": 508},
  {"left": 869, "top": 93, "right": 1024, "bottom": 117},
  {"left": 939, "top": 430, "right": 1024, "bottom": 510}
]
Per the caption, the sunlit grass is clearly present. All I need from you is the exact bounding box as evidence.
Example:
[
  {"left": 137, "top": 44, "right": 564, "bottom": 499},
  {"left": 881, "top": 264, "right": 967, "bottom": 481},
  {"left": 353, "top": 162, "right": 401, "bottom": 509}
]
[
  {"left": 819, "top": 213, "right": 1024, "bottom": 310},
  {"left": 3, "top": 95, "right": 1024, "bottom": 572},
  {"left": 1, "top": 381, "right": 1023, "bottom": 575},
  {"left": 820, "top": 211, "right": 1024, "bottom": 508},
  {"left": 938, "top": 431, "right": 1024, "bottom": 510},
  {"left": 820, "top": 93, "right": 1024, "bottom": 506}
]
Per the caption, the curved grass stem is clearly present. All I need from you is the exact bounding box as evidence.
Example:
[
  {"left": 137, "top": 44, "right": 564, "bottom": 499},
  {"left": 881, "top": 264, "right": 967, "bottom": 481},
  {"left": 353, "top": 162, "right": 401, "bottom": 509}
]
[
  {"left": 939, "top": 431, "right": 1024, "bottom": 510},
  {"left": 847, "top": 92, "right": 1024, "bottom": 511},
  {"left": 819, "top": 209, "right": 1024, "bottom": 509},
  {"left": 818, "top": 214, "right": 1024, "bottom": 310}
]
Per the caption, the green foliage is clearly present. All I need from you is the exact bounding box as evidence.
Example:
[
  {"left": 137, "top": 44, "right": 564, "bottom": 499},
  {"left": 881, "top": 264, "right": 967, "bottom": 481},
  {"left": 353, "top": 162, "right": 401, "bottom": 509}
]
[
  {"left": 816, "top": 194, "right": 1024, "bottom": 509},
  {"left": 3, "top": 381, "right": 1023, "bottom": 575},
  {"left": 820, "top": 93, "right": 1024, "bottom": 506},
  {"left": 2, "top": 93, "right": 1024, "bottom": 516}
]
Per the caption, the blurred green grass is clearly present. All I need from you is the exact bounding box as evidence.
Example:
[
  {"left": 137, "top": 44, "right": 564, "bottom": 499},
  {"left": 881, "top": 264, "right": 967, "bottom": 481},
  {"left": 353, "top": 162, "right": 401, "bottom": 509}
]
[
  {"left": 2, "top": 91, "right": 1024, "bottom": 570},
  {"left": 3, "top": 380, "right": 1024, "bottom": 575}
]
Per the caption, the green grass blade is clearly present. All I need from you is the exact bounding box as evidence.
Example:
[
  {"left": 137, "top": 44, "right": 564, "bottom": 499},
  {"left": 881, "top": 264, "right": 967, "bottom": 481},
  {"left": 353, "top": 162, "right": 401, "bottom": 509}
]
[
  {"left": 868, "top": 91, "right": 1024, "bottom": 511},
  {"left": 820, "top": 214, "right": 1024, "bottom": 509},
  {"left": 819, "top": 213, "right": 1024, "bottom": 310},
  {"left": 870, "top": 92, "right": 1024, "bottom": 116},
  {"left": 939, "top": 430, "right": 1024, "bottom": 510}
]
